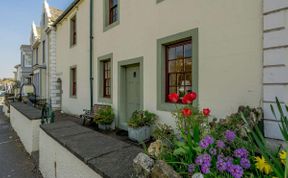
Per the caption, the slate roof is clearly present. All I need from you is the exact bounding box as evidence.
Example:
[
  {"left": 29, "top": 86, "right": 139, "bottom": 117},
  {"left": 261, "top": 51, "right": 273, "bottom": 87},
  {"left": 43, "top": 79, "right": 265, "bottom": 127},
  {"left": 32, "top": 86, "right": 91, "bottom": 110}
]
[{"left": 49, "top": 7, "right": 63, "bottom": 22}]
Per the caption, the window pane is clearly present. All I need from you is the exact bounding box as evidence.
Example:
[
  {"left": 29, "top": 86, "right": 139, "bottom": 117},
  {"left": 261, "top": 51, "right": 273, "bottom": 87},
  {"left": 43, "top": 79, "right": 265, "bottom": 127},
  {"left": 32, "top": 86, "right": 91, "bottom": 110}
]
[
  {"left": 112, "top": 0, "right": 118, "bottom": 6},
  {"left": 185, "top": 58, "right": 192, "bottom": 72},
  {"left": 168, "top": 47, "right": 176, "bottom": 60},
  {"left": 176, "top": 59, "right": 184, "bottom": 72},
  {"left": 185, "top": 73, "right": 192, "bottom": 86},
  {"left": 169, "top": 87, "right": 176, "bottom": 94},
  {"left": 177, "top": 74, "right": 185, "bottom": 86},
  {"left": 169, "top": 74, "right": 176, "bottom": 86},
  {"left": 184, "top": 44, "right": 192, "bottom": 57},
  {"left": 168, "top": 61, "right": 176, "bottom": 73},
  {"left": 175, "top": 46, "right": 183, "bottom": 58},
  {"left": 106, "top": 79, "right": 110, "bottom": 87}
]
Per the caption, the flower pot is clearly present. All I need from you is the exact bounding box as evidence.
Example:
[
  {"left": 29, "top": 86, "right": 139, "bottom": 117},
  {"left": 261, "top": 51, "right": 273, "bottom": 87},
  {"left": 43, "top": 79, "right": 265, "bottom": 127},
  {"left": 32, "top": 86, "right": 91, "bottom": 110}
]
[
  {"left": 98, "top": 123, "right": 112, "bottom": 130},
  {"left": 128, "top": 126, "right": 151, "bottom": 142}
]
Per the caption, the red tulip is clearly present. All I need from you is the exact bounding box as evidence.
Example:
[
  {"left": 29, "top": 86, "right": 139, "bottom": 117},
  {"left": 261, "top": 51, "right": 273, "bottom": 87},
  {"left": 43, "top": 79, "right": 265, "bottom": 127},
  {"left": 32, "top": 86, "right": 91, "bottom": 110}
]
[
  {"left": 182, "top": 92, "right": 197, "bottom": 104},
  {"left": 168, "top": 93, "right": 179, "bottom": 103},
  {"left": 182, "top": 108, "right": 192, "bottom": 117},
  {"left": 202, "top": 108, "right": 211, "bottom": 117}
]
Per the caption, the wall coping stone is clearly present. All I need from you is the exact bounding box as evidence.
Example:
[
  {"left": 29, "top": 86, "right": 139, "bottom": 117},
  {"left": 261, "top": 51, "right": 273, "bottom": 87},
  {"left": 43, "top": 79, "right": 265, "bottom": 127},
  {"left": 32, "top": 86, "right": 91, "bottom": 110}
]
[
  {"left": 41, "top": 121, "right": 142, "bottom": 178},
  {"left": 10, "top": 102, "right": 41, "bottom": 120}
]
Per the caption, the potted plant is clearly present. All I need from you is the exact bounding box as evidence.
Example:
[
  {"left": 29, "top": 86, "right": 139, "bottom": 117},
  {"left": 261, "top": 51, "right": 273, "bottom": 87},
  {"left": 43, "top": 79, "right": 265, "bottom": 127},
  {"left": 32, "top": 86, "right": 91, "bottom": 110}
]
[
  {"left": 128, "top": 110, "right": 157, "bottom": 142},
  {"left": 94, "top": 106, "right": 114, "bottom": 130}
]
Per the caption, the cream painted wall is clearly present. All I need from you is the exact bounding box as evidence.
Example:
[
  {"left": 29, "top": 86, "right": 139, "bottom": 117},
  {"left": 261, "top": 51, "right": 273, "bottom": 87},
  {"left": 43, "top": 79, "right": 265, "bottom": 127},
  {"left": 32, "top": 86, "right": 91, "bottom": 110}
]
[
  {"left": 56, "top": 0, "right": 90, "bottom": 114},
  {"left": 92, "top": 0, "right": 263, "bottom": 127}
]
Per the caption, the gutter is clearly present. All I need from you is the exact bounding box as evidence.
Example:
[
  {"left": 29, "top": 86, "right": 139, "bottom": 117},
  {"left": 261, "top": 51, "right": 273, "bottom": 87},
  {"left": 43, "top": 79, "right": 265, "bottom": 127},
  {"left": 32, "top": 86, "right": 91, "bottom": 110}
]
[{"left": 89, "top": 0, "right": 94, "bottom": 109}]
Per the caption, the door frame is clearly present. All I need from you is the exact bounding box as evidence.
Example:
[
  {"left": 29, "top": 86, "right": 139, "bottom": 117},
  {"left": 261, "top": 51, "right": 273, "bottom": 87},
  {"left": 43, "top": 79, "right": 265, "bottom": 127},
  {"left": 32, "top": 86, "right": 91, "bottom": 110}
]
[{"left": 118, "top": 56, "right": 144, "bottom": 130}]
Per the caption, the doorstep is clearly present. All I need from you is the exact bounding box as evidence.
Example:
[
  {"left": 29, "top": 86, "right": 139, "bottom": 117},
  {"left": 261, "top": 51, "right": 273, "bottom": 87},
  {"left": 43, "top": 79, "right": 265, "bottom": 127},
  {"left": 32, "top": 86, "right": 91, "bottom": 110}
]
[{"left": 40, "top": 120, "right": 142, "bottom": 178}]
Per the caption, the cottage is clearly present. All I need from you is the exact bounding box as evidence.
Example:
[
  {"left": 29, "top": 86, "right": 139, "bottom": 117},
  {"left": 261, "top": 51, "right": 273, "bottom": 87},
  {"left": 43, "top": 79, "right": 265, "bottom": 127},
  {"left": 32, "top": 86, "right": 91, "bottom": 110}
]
[{"left": 54, "top": 0, "right": 262, "bottom": 130}]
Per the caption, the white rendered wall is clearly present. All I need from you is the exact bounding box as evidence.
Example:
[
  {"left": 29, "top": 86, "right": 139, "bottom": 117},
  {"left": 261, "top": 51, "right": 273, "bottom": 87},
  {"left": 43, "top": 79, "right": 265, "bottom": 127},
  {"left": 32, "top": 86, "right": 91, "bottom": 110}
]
[
  {"left": 39, "top": 129, "right": 102, "bottom": 178},
  {"left": 2, "top": 104, "right": 10, "bottom": 118},
  {"left": 10, "top": 106, "right": 41, "bottom": 154}
]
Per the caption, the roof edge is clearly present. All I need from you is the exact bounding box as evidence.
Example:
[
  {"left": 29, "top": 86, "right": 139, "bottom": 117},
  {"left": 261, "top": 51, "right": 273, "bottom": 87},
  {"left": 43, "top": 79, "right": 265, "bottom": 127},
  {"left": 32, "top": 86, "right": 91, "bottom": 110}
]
[{"left": 52, "top": 0, "right": 81, "bottom": 27}]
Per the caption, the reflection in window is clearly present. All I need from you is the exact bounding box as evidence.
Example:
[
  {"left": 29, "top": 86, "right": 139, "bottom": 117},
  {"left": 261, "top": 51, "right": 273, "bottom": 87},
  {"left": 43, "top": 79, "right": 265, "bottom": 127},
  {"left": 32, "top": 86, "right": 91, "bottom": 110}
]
[{"left": 166, "top": 40, "right": 192, "bottom": 101}]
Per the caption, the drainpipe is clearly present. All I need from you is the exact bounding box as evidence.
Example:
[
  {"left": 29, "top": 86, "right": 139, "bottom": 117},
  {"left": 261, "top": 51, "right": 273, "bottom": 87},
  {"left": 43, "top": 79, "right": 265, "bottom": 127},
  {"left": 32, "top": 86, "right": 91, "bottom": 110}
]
[{"left": 89, "top": 0, "right": 94, "bottom": 109}]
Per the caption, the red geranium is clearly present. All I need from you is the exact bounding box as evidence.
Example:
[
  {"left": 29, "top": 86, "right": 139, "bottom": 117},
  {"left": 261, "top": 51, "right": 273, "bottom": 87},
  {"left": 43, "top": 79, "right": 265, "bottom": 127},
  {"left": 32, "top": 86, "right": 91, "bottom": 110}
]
[
  {"left": 168, "top": 93, "right": 179, "bottom": 103},
  {"left": 202, "top": 108, "right": 211, "bottom": 117},
  {"left": 182, "top": 92, "right": 197, "bottom": 104},
  {"left": 182, "top": 108, "right": 192, "bottom": 117}
]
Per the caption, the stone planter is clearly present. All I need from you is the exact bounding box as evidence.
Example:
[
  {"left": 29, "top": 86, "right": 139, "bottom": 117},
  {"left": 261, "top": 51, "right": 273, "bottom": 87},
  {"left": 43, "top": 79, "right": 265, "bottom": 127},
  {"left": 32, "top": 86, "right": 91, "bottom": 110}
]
[
  {"left": 128, "top": 126, "right": 151, "bottom": 142},
  {"left": 98, "top": 123, "right": 112, "bottom": 130}
]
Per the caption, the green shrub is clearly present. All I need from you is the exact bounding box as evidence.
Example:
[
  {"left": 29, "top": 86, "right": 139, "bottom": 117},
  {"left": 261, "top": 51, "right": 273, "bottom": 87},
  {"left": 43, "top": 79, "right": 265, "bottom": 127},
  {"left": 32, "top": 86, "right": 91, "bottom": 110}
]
[
  {"left": 94, "top": 106, "right": 114, "bottom": 125},
  {"left": 128, "top": 110, "right": 157, "bottom": 128}
]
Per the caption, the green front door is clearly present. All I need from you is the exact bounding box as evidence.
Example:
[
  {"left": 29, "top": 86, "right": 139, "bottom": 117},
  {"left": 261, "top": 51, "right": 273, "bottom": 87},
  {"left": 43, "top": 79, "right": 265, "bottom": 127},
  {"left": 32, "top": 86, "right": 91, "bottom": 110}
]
[{"left": 120, "top": 64, "right": 140, "bottom": 129}]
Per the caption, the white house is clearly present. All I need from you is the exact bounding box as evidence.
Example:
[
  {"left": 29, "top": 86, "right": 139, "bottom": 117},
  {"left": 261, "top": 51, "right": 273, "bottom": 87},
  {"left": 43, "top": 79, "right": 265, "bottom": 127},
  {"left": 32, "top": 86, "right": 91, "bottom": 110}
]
[
  {"left": 31, "top": 0, "right": 63, "bottom": 109},
  {"left": 54, "top": 0, "right": 263, "bottom": 131}
]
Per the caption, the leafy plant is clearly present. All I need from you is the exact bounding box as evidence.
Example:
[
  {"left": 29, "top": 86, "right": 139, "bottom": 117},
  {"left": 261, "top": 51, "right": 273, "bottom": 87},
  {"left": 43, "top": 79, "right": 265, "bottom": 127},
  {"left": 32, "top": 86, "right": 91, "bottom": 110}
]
[
  {"left": 94, "top": 106, "right": 114, "bottom": 125},
  {"left": 153, "top": 123, "right": 175, "bottom": 143},
  {"left": 240, "top": 97, "right": 288, "bottom": 178},
  {"left": 128, "top": 110, "right": 157, "bottom": 128},
  {"left": 271, "top": 97, "right": 288, "bottom": 141}
]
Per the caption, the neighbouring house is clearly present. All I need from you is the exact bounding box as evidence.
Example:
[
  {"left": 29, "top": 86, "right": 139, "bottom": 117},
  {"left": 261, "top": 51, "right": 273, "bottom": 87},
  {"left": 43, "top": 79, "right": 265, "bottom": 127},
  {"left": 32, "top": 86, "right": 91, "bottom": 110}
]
[
  {"left": 263, "top": 0, "right": 288, "bottom": 140},
  {"left": 54, "top": 0, "right": 90, "bottom": 114},
  {"left": 19, "top": 45, "right": 33, "bottom": 84},
  {"left": 54, "top": 0, "right": 263, "bottom": 131},
  {"left": 14, "top": 64, "right": 21, "bottom": 83},
  {"left": 30, "top": 0, "right": 63, "bottom": 108}
]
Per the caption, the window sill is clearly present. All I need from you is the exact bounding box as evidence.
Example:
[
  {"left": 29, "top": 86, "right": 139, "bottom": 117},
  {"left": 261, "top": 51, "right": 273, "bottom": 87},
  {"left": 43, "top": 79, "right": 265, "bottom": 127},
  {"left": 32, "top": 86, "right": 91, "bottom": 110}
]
[
  {"left": 98, "top": 97, "right": 112, "bottom": 104},
  {"left": 70, "top": 44, "right": 77, "bottom": 49},
  {"left": 70, "top": 95, "right": 77, "bottom": 99},
  {"left": 103, "top": 20, "right": 120, "bottom": 32}
]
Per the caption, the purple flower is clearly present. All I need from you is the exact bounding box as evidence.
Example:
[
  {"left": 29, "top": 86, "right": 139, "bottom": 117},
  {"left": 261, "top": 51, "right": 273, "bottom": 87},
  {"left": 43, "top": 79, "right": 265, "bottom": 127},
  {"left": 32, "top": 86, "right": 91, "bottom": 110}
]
[
  {"left": 209, "top": 148, "right": 217, "bottom": 155},
  {"left": 225, "top": 130, "right": 236, "bottom": 142},
  {"left": 240, "top": 158, "right": 250, "bottom": 169},
  {"left": 228, "top": 164, "right": 244, "bottom": 178},
  {"left": 195, "top": 154, "right": 211, "bottom": 166},
  {"left": 234, "top": 148, "right": 249, "bottom": 158},
  {"left": 201, "top": 164, "right": 210, "bottom": 174},
  {"left": 188, "top": 164, "right": 195, "bottom": 174},
  {"left": 199, "top": 135, "right": 214, "bottom": 149},
  {"left": 195, "top": 155, "right": 204, "bottom": 165},
  {"left": 216, "top": 140, "right": 225, "bottom": 149},
  {"left": 216, "top": 158, "right": 227, "bottom": 172}
]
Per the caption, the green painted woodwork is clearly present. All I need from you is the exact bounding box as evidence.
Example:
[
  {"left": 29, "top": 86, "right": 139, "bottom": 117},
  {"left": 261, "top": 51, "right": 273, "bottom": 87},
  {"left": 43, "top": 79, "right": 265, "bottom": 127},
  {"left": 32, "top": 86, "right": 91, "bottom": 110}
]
[
  {"left": 157, "top": 28, "right": 199, "bottom": 111},
  {"left": 97, "top": 53, "right": 113, "bottom": 104},
  {"left": 118, "top": 57, "right": 143, "bottom": 130},
  {"left": 103, "top": 0, "right": 120, "bottom": 32}
]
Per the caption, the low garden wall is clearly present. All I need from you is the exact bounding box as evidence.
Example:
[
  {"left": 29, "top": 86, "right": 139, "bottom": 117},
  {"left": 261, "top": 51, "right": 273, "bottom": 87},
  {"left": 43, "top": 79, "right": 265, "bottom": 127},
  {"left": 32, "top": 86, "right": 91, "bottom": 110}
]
[
  {"left": 39, "top": 121, "right": 141, "bottom": 178},
  {"left": 2, "top": 103, "right": 10, "bottom": 118},
  {"left": 10, "top": 102, "right": 41, "bottom": 154}
]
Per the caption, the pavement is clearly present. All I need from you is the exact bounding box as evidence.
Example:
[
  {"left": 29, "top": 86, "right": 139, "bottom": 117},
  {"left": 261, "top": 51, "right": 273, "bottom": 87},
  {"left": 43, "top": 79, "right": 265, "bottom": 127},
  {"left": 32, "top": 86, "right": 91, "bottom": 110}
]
[{"left": 0, "top": 106, "right": 42, "bottom": 178}]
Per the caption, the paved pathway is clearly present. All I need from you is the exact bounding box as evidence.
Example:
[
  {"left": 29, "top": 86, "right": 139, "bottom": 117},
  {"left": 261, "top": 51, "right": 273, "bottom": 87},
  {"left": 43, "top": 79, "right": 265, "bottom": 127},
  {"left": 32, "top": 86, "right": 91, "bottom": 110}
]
[{"left": 0, "top": 106, "right": 42, "bottom": 178}]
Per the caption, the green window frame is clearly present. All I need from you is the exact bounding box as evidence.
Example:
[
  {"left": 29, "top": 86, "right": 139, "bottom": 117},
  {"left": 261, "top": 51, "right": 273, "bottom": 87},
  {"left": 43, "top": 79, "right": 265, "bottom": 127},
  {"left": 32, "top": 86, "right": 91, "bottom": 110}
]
[
  {"left": 70, "top": 66, "right": 77, "bottom": 98},
  {"left": 98, "top": 53, "right": 113, "bottom": 103},
  {"left": 157, "top": 28, "right": 199, "bottom": 111},
  {"left": 103, "top": 0, "right": 120, "bottom": 32}
]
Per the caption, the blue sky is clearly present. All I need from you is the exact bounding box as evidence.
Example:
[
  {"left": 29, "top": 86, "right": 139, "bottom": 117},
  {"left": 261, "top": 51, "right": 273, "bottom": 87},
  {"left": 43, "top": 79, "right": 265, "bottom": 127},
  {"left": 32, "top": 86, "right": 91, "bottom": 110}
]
[{"left": 0, "top": 0, "right": 73, "bottom": 79}]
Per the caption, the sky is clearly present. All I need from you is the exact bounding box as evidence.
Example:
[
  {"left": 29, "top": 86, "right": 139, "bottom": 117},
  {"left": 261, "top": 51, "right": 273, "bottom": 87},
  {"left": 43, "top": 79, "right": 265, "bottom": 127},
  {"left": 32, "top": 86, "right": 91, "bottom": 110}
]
[{"left": 0, "top": 0, "right": 73, "bottom": 79}]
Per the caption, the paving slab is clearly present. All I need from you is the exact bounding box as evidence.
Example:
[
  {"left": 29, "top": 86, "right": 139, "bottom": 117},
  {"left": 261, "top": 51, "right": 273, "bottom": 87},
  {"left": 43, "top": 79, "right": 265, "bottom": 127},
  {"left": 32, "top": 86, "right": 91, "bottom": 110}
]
[
  {"left": 0, "top": 106, "right": 42, "bottom": 178},
  {"left": 10, "top": 102, "right": 41, "bottom": 120},
  {"left": 41, "top": 120, "right": 78, "bottom": 130},
  {"left": 88, "top": 146, "right": 142, "bottom": 178}
]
